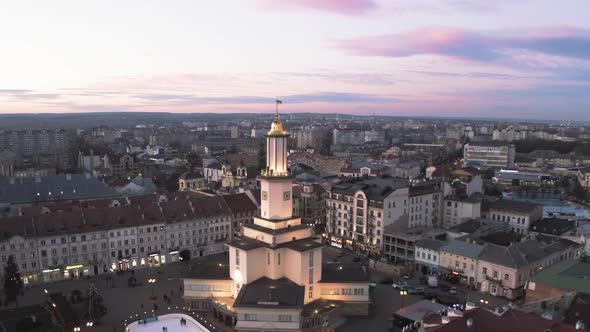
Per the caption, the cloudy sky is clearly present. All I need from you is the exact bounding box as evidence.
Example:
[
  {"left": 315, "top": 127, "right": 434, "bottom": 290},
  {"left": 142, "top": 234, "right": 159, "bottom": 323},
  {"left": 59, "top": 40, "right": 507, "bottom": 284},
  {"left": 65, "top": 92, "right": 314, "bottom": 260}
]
[{"left": 1, "top": 0, "right": 589, "bottom": 120}]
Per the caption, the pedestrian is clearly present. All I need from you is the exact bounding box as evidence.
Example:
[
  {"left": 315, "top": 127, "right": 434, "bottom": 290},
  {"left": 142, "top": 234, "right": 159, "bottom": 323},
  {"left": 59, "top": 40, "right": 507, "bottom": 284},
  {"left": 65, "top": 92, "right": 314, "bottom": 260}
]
[
  {"left": 162, "top": 327, "right": 165, "bottom": 332},
  {"left": 141, "top": 303, "right": 144, "bottom": 309}
]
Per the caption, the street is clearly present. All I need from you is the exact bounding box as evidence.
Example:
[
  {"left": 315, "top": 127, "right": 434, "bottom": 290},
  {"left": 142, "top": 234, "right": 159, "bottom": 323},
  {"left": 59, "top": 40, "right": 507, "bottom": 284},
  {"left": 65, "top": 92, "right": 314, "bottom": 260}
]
[{"left": 323, "top": 246, "right": 510, "bottom": 332}]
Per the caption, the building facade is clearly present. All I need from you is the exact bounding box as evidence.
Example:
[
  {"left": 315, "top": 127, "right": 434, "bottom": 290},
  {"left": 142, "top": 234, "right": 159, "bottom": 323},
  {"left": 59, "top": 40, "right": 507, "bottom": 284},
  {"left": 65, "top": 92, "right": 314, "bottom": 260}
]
[{"left": 463, "top": 142, "right": 515, "bottom": 168}]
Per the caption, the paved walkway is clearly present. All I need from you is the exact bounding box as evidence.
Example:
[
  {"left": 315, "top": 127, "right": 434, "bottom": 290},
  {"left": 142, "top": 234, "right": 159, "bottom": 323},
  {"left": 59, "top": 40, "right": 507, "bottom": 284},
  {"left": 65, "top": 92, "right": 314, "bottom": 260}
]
[{"left": 11, "top": 261, "right": 226, "bottom": 332}]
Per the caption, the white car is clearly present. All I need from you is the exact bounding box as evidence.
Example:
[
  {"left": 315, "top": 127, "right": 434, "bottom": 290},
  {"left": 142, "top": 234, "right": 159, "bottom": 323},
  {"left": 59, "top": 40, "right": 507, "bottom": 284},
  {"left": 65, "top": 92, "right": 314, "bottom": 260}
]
[{"left": 392, "top": 281, "right": 409, "bottom": 289}]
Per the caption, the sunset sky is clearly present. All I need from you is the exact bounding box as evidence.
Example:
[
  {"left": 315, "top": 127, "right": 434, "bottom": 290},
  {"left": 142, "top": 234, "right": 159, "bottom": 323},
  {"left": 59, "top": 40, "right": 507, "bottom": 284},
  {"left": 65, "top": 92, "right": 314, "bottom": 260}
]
[{"left": 1, "top": 0, "right": 589, "bottom": 120}]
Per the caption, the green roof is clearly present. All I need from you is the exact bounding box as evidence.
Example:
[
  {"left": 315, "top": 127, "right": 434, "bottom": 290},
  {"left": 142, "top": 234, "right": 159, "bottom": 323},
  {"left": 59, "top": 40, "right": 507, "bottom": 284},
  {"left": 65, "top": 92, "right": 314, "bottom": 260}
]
[{"left": 529, "top": 256, "right": 590, "bottom": 294}]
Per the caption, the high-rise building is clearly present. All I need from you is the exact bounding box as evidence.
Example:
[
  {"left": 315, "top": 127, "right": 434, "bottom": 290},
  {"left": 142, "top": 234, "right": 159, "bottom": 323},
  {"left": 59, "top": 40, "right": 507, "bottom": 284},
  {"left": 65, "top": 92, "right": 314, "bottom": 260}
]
[
  {"left": 0, "top": 129, "right": 70, "bottom": 170},
  {"left": 183, "top": 109, "right": 371, "bottom": 331}
]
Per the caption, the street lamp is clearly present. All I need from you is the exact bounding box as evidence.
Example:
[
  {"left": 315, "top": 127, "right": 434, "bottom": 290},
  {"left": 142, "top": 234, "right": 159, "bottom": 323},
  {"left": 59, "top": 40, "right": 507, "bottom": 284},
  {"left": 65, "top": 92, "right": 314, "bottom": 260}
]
[
  {"left": 400, "top": 290, "right": 408, "bottom": 309},
  {"left": 148, "top": 278, "right": 157, "bottom": 300}
]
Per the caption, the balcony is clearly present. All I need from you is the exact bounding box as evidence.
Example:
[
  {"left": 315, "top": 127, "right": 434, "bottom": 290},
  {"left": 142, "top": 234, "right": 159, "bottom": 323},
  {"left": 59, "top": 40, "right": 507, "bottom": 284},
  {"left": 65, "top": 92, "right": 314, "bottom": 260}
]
[{"left": 484, "top": 275, "right": 503, "bottom": 285}]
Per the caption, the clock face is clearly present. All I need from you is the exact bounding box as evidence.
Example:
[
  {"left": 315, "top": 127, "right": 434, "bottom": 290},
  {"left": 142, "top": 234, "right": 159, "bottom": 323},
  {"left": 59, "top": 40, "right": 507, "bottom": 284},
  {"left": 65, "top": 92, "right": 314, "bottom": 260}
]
[
  {"left": 283, "top": 191, "right": 291, "bottom": 201},
  {"left": 262, "top": 191, "right": 269, "bottom": 201}
]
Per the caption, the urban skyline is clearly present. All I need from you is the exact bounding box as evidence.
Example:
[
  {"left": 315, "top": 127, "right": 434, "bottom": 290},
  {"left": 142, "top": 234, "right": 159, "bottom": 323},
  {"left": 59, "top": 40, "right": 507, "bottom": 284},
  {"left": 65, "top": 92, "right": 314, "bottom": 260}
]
[{"left": 1, "top": 0, "right": 590, "bottom": 120}]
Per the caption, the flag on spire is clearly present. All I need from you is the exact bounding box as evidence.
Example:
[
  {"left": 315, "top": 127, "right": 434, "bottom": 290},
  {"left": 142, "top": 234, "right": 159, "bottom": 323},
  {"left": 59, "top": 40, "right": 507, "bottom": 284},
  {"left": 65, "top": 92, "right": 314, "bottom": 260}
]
[{"left": 276, "top": 99, "right": 282, "bottom": 105}]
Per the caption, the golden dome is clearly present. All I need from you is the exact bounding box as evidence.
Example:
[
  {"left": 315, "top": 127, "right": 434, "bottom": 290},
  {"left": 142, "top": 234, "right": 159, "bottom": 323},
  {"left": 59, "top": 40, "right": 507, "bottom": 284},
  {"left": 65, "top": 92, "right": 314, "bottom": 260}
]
[{"left": 267, "top": 110, "right": 287, "bottom": 136}]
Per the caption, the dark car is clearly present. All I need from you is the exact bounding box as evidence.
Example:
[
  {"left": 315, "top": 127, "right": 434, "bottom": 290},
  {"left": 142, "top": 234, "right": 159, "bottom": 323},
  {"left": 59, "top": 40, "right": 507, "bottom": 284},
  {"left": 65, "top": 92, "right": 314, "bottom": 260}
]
[
  {"left": 353, "top": 256, "right": 361, "bottom": 262},
  {"left": 440, "top": 284, "right": 451, "bottom": 292},
  {"left": 408, "top": 287, "right": 425, "bottom": 295}
]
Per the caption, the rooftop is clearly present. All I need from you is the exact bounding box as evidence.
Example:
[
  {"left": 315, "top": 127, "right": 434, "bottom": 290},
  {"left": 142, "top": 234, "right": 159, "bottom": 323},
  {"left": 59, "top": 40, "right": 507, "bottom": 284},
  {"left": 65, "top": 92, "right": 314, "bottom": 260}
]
[
  {"left": 426, "top": 307, "right": 578, "bottom": 332},
  {"left": 234, "top": 277, "right": 305, "bottom": 308},
  {"left": 416, "top": 238, "right": 447, "bottom": 251},
  {"left": 0, "top": 174, "right": 119, "bottom": 204},
  {"left": 320, "top": 263, "right": 369, "bottom": 283},
  {"left": 489, "top": 199, "right": 543, "bottom": 214},
  {"left": 528, "top": 256, "right": 590, "bottom": 294},
  {"left": 478, "top": 238, "right": 580, "bottom": 269},
  {"left": 530, "top": 218, "right": 577, "bottom": 236},
  {"left": 394, "top": 300, "right": 449, "bottom": 323},
  {"left": 440, "top": 240, "right": 484, "bottom": 259},
  {"left": 331, "top": 177, "right": 408, "bottom": 201},
  {"left": 182, "top": 253, "right": 231, "bottom": 280}
]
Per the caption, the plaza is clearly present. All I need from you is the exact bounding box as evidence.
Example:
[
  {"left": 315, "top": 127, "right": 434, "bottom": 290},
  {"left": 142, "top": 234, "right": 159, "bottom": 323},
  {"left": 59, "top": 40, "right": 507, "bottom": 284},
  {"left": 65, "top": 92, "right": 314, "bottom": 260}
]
[{"left": 126, "top": 313, "right": 209, "bottom": 332}]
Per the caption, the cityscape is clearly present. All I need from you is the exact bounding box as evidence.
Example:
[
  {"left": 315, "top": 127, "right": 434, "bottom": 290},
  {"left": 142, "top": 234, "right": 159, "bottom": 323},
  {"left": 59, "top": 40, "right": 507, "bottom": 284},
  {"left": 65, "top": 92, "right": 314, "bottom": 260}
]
[{"left": 1, "top": 1, "right": 590, "bottom": 332}]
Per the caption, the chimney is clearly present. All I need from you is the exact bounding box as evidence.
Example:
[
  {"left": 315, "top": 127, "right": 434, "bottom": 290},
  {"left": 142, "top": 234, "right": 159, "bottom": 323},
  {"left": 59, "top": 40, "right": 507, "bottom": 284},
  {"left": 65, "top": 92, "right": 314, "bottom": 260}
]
[
  {"left": 9, "top": 177, "right": 15, "bottom": 185},
  {"left": 66, "top": 174, "right": 72, "bottom": 181},
  {"left": 441, "top": 316, "right": 451, "bottom": 324},
  {"left": 34, "top": 176, "right": 41, "bottom": 183},
  {"left": 466, "top": 318, "right": 474, "bottom": 327},
  {"left": 465, "top": 302, "right": 477, "bottom": 311}
]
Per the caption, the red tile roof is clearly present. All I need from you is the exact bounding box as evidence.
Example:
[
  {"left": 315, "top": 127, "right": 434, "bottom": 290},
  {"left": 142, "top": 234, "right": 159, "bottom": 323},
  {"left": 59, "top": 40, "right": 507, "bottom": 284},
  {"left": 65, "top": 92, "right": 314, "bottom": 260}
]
[{"left": 426, "top": 308, "right": 579, "bottom": 332}]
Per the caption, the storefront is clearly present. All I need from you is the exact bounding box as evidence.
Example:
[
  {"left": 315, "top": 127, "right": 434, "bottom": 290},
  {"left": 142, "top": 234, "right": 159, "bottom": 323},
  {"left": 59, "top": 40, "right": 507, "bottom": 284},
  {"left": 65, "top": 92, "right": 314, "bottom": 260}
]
[
  {"left": 42, "top": 268, "right": 61, "bottom": 282},
  {"left": 64, "top": 264, "right": 88, "bottom": 279}
]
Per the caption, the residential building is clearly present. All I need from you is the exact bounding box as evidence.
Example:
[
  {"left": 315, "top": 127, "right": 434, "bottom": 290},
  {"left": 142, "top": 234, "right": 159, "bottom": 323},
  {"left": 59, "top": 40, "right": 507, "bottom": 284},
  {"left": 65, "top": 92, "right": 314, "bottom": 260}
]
[
  {"left": 77, "top": 150, "right": 102, "bottom": 171},
  {"left": 383, "top": 227, "right": 445, "bottom": 268},
  {"left": 408, "top": 182, "right": 442, "bottom": 228},
  {"left": 486, "top": 200, "right": 543, "bottom": 234},
  {"left": 439, "top": 240, "right": 484, "bottom": 286},
  {"left": 463, "top": 142, "right": 515, "bottom": 168},
  {"left": 393, "top": 161, "right": 421, "bottom": 179},
  {"left": 0, "top": 192, "right": 238, "bottom": 285},
  {"left": 442, "top": 196, "right": 482, "bottom": 228},
  {"left": 326, "top": 177, "right": 409, "bottom": 253},
  {"left": 415, "top": 238, "right": 446, "bottom": 275},
  {"left": 103, "top": 153, "right": 138, "bottom": 179},
  {"left": 477, "top": 238, "right": 582, "bottom": 300},
  {"left": 221, "top": 192, "right": 258, "bottom": 236},
  {"left": 292, "top": 182, "right": 327, "bottom": 228},
  {"left": 0, "top": 129, "right": 70, "bottom": 170}
]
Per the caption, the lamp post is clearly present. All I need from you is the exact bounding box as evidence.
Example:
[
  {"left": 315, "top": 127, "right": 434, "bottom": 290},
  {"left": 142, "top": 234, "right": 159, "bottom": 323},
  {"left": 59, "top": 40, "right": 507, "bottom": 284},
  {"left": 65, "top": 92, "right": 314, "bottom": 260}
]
[
  {"left": 400, "top": 290, "right": 408, "bottom": 309},
  {"left": 148, "top": 278, "right": 157, "bottom": 300}
]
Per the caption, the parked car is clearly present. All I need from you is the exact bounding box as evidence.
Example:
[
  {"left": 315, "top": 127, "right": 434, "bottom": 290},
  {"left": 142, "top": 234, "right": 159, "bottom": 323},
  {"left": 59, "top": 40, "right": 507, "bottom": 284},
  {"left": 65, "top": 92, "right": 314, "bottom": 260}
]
[
  {"left": 353, "top": 256, "right": 361, "bottom": 262},
  {"left": 449, "top": 287, "right": 458, "bottom": 295},
  {"left": 408, "top": 287, "right": 425, "bottom": 295},
  {"left": 392, "top": 281, "right": 409, "bottom": 289},
  {"left": 403, "top": 273, "right": 412, "bottom": 280}
]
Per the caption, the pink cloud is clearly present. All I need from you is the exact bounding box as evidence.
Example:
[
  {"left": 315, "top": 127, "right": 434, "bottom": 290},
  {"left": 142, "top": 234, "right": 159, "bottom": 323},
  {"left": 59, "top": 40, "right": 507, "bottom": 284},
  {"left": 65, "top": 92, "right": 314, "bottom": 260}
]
[
  {"left": 335, "top": 26, "right": 590, "bottom": 61},
  {"left": 259, "top": 0, "right": 377, "bottom": 15}
]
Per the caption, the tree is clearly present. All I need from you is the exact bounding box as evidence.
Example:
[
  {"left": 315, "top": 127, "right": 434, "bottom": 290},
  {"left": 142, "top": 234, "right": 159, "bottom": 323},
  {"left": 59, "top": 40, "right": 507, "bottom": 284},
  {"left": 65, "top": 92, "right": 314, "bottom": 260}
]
[
  {"left": 86, "top": 283, "right": 107, "bottom": 321},
  {"left": 4, "top": 255, "right": 23, "bottom": 304}
]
